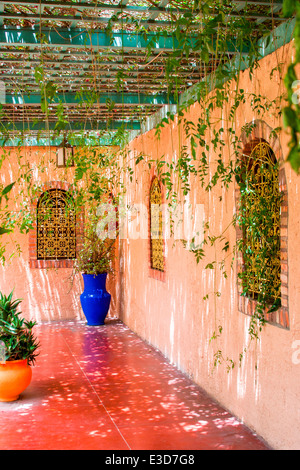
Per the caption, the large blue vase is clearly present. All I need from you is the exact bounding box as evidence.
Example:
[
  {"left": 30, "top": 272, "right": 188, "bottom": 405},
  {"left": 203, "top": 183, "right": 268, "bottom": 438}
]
[{"left": 80, "top": 273, "right": 111, "bottom": 326}]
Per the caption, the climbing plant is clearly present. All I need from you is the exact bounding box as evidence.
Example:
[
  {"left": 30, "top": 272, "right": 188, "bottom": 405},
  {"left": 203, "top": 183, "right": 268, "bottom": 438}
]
[
  {"left": 128, "top": 0, "right": 296, "bottom": 370},
  {"left": 282, "top": 0, "right": 300, "bottom": 172},
  {"left": 0, "top": 0, "right": 298, "bottom": 371}
]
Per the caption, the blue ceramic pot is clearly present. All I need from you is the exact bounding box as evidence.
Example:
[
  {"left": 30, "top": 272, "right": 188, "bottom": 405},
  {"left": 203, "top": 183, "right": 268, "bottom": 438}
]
[{"left": 80, "top": 273, "right": 111, "bottom": 326}]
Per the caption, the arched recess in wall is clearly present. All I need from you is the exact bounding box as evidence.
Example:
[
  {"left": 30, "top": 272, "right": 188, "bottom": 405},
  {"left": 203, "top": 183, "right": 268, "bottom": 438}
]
[
  {"left": 149, "top": 176, "right": 166, "bottom": 282},
  {"left": 236, "top": 120, "right": 289, "bottom": 329},
  {"left": 28, "top": 181, "right": 84, "bottom": 269}
]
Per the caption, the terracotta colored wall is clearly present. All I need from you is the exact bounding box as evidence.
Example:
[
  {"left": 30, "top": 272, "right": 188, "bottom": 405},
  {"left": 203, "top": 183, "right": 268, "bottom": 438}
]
[
  {"left": 118, "top": 41, "right": 300, "bottom": 450},
  {"left": 0, "top": 42, "right": 299, "bottom": 449},
  {"left": 0, "top": 146, "right": 117, "bottom": 322}
]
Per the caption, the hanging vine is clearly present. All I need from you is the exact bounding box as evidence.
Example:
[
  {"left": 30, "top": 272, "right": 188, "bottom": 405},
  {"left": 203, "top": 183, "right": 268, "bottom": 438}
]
[
  {"left": 0, "top": 0, "right": 298, "bottom": 371},
  {"left": 282, "top": 0, "right": 300, "bottom": 172}
]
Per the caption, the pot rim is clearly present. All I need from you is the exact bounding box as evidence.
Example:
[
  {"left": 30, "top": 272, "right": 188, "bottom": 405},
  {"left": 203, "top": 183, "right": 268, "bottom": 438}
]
[
  {"left": 0, "top": 358, "right": 29, "bottom": 366},
  {"left": 82, "top": 272, "right": 108, "bottom": 276}
]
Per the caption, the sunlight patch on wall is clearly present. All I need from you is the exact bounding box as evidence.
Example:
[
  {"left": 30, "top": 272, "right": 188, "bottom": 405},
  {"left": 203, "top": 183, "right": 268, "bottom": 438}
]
[{"left": 169, "top": 312, "right": 175, "bottom": 363}]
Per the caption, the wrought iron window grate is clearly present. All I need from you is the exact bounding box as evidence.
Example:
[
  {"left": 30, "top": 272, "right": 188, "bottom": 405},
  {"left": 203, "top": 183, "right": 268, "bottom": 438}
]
[
  {"left": 37, "top": 189, "right": 76, "bottom": 260},
  {"left": 241, "top": 142, "right": 281, "bottom": 303},
  {"left": 150, "top": 177, "right": 164, "bottom": 272}
]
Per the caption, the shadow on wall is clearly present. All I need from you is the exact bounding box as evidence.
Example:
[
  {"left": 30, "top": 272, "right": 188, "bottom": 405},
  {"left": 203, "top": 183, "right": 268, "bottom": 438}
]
[{"left": 0, "top": 250, "right": 85, "bottom": 323}]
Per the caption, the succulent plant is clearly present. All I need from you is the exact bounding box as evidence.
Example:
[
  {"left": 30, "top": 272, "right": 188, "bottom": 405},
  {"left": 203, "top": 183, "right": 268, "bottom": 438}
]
[{"left": 0, "top": 291, "right": 40, "bottom": 366}]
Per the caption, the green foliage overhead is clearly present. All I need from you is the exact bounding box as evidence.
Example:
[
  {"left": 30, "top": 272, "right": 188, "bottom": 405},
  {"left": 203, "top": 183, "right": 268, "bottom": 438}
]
[
  {"left": 282, "top": 0, "right": 300, "bottom": 172},
  {"left": 0, "top": 0, "right": 298, "bottom": 371}
]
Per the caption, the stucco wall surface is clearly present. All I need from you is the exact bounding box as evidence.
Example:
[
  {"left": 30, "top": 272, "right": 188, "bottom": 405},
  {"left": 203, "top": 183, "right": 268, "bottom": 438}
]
[
  {"left": 119, "top": 41, "right": 300, "bottom": 450},
  {"left": 0, "top": 41, "right": 299, "bottom": 450},
  {"left": 0, "top": 146, "right": 117, "bottom": 322}
]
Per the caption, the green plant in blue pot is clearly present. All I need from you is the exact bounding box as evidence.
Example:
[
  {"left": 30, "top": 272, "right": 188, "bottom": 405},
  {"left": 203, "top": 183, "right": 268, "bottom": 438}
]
[{"left": 75, "top": 223, "right": 115, "bottom": 326}]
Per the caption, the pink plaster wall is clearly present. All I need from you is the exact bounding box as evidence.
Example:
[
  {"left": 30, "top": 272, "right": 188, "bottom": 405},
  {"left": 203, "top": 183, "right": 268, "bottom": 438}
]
[
  {"left": 119, "top": 41, "right": 300, "bottom": 450},
  {"left": 0, "top": 41, "right": 299, "bottom": 450},
  {"left": 0, "top": 146, "right": 117, "bottom": 323}
]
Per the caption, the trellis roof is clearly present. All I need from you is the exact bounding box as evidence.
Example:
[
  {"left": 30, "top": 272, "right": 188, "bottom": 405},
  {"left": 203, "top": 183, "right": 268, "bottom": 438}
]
[{"left": 0, "top": 0, "right": 292, "bottom": 144}]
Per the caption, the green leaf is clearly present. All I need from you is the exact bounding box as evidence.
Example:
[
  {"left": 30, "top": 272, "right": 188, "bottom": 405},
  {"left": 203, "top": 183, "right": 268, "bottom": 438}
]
[
  {"left": 205, "top": 263, "right": 215, "bottom": 269},
  {"left": 283, "top": 106, "right": 297, "bottom": 128},
  {"left": 286, "top": 146, "right": 300, "bottom": 173},
  {"left": 1, "top": 182, "right": 15, "bottom": 198},
  {"left": 0, "top": 227, "right": 12, "bottom": 235},
  {"left": 34, "top": 66, "right": 44, "bottom": 85},
  {"left": 282, "top": 0, "right": 296, "bottom": 17}
]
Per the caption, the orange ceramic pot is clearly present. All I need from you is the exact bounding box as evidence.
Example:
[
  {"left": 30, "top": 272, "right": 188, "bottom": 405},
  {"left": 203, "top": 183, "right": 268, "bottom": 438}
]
[{"left": 0, "top": 359, "right": 32, "bottom": 402}]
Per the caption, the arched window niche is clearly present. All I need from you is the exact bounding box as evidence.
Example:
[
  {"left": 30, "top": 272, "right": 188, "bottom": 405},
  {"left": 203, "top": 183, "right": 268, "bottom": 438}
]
[
  {"left": 37, "top": 189, "right": 76, "bottom": 261},
  {"left": 236, "top": 121, "right": 289, "bottom": 329},
  {"left": 29, "top": 181, "right": 84, "bottom": 269},
  {"left": 149, "top": 177, "right": 165, "bottom": 276}
]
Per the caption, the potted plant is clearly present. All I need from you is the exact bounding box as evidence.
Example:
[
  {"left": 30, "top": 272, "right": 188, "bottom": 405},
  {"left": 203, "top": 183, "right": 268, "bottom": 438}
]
[
  {"left": 0, "top": 291, "right": 40, "bottom": 402},
  {"left": 75, "top": 222, "right": 116, "bottom": 326}
]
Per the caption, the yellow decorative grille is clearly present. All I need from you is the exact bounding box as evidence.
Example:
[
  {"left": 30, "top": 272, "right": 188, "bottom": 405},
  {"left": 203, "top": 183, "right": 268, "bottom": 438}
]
[
  {"left": 150, "top": 178, "right": 164, "bottom": 272},
  {"left": 241, "top": 142, "right": 281, "bottom": 302},
  {"left": 37, "top": 189, "right": 76, "bottom": 260}
]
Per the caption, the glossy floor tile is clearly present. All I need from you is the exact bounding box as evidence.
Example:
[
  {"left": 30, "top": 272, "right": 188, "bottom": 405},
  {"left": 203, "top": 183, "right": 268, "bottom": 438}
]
[{"left": 0, "top": 320, "right": 270, "bottom": 450}]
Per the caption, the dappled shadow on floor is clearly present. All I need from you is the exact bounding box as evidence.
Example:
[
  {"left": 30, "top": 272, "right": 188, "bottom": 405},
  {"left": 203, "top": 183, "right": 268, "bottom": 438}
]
[{"left": 0, "top": 320, "right": 271, "bottom": 450}]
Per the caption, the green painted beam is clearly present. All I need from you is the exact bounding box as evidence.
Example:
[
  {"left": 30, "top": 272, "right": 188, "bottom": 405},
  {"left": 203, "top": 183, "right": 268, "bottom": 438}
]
[
  {"left": 0, "top": 134, "right": 122, "bottom": 147},
  {"left": 5, "top": 92, "right": 175, "bottom": 106},
  {"left": 0, "top": 122, "right": 137, "bottom": 146},
  {"left": 0, "top": 120, "right": 141, "bottom": 132},
  {"left": 0, "top": 27, "right": 251, "bottom": 56},
  {"left": 0, "top": 28, "right": 181, "bottom": 52}
]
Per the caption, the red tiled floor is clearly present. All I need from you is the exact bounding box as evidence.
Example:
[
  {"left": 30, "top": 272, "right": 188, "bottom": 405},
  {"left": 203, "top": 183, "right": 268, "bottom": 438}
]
[{"left": 0, "top": 320, "right": 271, "bottom": 450}]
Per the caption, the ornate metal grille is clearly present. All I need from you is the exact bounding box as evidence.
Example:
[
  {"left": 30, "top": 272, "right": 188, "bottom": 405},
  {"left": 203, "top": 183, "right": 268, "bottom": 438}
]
[
  {"left": 150, "top": 178, "right": 164, "bottom": 272},
  {"left": 37, "top": 189, "right": 76, "bottom": 260},
  {"left": 241, "top": 142, "right": 281, "bottom": 302}
]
